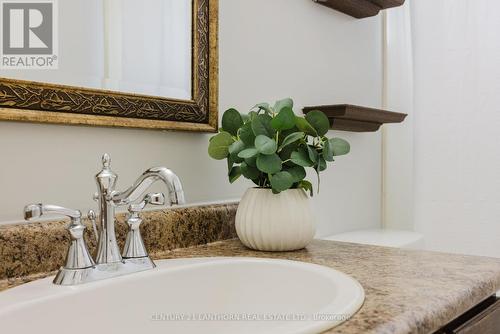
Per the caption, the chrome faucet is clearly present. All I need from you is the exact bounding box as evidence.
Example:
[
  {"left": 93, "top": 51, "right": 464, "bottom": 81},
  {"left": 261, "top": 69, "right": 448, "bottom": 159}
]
[
  {"left": 94, "top": 154, "right": 185, "bottom": 264},
  {"left": 23, "top": 153, "right": 185, "bottom": 286}
]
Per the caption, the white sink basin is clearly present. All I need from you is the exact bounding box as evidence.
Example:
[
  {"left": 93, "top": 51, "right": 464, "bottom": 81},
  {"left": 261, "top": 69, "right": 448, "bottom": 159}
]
[{"left": 0, "top": 257, "right": 364, "bottom": 334}]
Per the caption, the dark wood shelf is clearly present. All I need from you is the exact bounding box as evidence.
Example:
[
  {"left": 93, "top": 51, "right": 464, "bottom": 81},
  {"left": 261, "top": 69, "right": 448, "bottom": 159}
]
[
  {"left": 303, "top": 104, "right": 407, "bottom": 132},
  {"left": 313, "top": 0, "right": 405, "bottom": 19}
]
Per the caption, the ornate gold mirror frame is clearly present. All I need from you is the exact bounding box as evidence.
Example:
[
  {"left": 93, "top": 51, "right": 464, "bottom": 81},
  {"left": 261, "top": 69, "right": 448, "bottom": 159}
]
[{"left": 0, "top": 0, "right": 218, "bottom": 132}]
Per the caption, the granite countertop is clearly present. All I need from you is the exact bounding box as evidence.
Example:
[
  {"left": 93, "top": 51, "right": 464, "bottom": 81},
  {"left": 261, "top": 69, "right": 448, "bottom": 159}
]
[
  {"left": 0, "top": 203, "right": 239, "bottom": 289},
  {"left": 153, "top": 239, "right": 500, "bottom": 334},
  {"left": 2, "top": 201, "right": 500, "bottom": 334}
]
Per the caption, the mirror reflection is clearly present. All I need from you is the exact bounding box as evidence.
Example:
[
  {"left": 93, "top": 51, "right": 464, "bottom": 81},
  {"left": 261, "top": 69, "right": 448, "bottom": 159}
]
[{"left": 0, "top": 0, "right": 192, "bottom": 100}]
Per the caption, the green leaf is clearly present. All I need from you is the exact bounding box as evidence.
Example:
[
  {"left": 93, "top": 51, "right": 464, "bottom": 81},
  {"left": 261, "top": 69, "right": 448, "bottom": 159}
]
[
  {"left": 280, "top": 126, "right": 300, "bottom": 137},
  {"left": 241, "top": 161, "right": 260, "bottom": 180},
  {"left": 294, "top": 117, "right": 318, "bottom": 137},
  {"left": 278, "top": 132, "right": 305, "bottom": 151},
  {"left": 298, "top": 180, "right": 314, "bottom": 197},
  {"left": 307, "top": 145, "right": 319, "bottom": 163},
  {"left": 317, "top": 156, "right": 327, "bottom": 172},
  {"left": 313, "top": 156, "right": 327, "bottom": 194},
  {"left": 245, "top": 155, "right": 257, "bottom": 167},
  {"left": 279, "top": 143, "right": 298, "bottom": 161},
  {"left": 253, "top": 102, "right": 272, "bottom": 114},
  {"left": 228, "top": 166, "right": 242, "bottom": 183},
  {"left": 290, "top": 147, "right": 314, "bottom": 167},
  {"left": 329, "top": 138, "right": 350, "bottom": 156},
  {"left": 229, "top": 140, "right": 245, "bottom": 153},
  {"left": 221, "top": 109, "right": 243, "bottom": 136},
  {"left": 252, "top": 114, "right": 275, "bottom": 137},
  {"left": 227, "top": 155, "right": 234, "bottom": 172},
  {"left": 270, "top": 171, "right": 294, "bottom": 193},
  {"left": 322, "top": 139, "right": 334, "bottom": 162},
  {"left": 248, "top": 111, "right": 258, "bottom": 119},
  {"left": 314, "top": 168, "right": 321, "bottom": 194},
  {"left": 238, "top": 148, "right": 259, "bottom": 159},
  {"left": 273, "top": 98, "right": 293, "bottom": 113},
  {"left": 305, "top": 110, "right": 330, "bottom": 136},
  {"left": 229, "top": 140, "right": 245, "bottom": 163},
  {"left": 238, "top": 122, "right": 255, "bottom": 146},
  {"left": 208, "top": 132, "right": 234, "bottom": 160},
  {"left": 254, "top": 135, "right": 277, "bottom": 155},
  {"left": 256, "top": 154, "right": 282, "bottom": 174},
  {"left": 271, "top": 106, "right": 295, "bottom": 131},
  {"left": 285, "top": 166, "right": 306, "bottom": 183}
]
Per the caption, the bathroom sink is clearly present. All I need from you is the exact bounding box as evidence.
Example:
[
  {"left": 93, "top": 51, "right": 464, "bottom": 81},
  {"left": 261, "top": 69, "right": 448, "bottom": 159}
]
[{"left": 0, "top": 257, "right": 364, "bottom": 334}]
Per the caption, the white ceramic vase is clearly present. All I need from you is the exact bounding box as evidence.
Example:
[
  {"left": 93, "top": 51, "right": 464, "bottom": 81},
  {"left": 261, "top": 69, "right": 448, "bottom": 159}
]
[{"left": 235, "top": 188, "right": 315, "bottom": 251}]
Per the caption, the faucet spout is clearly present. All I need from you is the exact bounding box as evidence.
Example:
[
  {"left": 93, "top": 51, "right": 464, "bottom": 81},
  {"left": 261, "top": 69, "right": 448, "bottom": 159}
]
[
  {"left": 94, "top": 154, "right": 184, "bottom": 265},
  {"left": 112, "top": 167, "right": 185, "bottom": 207}
]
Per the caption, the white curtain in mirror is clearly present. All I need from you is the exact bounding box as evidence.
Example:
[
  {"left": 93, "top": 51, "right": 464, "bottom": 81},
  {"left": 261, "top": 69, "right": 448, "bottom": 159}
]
[
  {"left": 0, "top": 0, "right": 192, "bottom": 100},
  {"left": 103, "top": 0, "right": 192, "bottom": 99}
]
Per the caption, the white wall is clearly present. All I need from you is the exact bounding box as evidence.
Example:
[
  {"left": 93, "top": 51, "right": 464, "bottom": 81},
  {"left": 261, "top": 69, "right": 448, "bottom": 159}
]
[
  {"left": 399, "top": 0, "right": 500, "bottom": 258},
  {"left": 0, "top": 0, "right": 383, "bottom": 236}
]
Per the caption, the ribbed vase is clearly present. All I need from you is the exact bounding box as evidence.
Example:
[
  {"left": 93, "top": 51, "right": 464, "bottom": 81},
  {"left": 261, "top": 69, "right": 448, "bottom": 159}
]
[{"left": 235, "top": 188, "right": 315, "bottom": 251}]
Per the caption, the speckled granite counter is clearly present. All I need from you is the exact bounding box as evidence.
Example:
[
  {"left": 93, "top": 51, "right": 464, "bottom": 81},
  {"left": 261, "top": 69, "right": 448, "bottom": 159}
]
[
  {"left": 0, "top": 202, "right": 238, "bottom": 288},
  {"left": 154, "top": 239, "right": 500, "bottom": 334},
  {"left": 2, "top": 203, "right": 500, "bottom": 333}
]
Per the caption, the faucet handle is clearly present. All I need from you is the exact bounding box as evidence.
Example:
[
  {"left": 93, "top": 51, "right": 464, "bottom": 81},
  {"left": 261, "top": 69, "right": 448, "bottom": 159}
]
[
  {"left": 122, "top": 193, "right": 164, "bottom": 259},
  {"left": 23, "top": 204, "right": 95, "bottom": 269},
  {"left": 24, "top": 204, "right": 81, "bottom": 221}
]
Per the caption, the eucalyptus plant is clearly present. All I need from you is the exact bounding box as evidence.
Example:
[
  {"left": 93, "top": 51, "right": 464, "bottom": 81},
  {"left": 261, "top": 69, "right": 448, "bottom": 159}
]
[{"left": 208, "top": 98, "right": 350, "bottom": 195}]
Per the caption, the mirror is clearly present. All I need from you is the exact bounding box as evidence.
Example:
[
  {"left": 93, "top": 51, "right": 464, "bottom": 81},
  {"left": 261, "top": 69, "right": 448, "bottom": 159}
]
[
  {"left": 0, "top": 0, "right": 218, "bottom": 132},
  {"left": 1, "top": 0, "right": 193, "bottom": 100}
]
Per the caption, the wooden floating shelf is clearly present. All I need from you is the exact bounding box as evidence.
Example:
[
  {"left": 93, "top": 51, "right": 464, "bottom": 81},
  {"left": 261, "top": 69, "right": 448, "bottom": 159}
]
[
  {"left": 313, "top": 0, "right": 405, "bottom": 19},
  {"left": 303, "top": 104, "right": 407, "bottom": 132}
]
